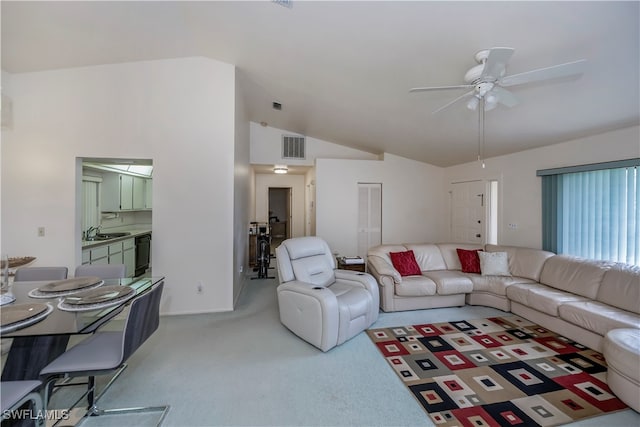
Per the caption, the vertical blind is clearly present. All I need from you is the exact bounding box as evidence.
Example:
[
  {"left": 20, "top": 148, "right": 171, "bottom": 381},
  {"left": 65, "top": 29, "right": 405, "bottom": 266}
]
[{"left": 538, "top": 159, "right": 640, "bottom": 266}]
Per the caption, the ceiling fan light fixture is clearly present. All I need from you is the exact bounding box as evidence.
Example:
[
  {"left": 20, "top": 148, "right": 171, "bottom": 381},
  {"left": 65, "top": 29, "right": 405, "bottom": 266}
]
[
  {"left": 484, "top": 94, "right": 498, "bottom": 111},
  {"left": 274, "top": 165, "right": 288, "bottom": 174},
  {"left": 466, "top": 96, "right": 480, "bottom": 110}
]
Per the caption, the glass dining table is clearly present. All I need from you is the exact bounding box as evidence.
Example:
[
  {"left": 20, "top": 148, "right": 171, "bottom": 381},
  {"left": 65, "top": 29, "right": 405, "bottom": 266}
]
[{"left": 1, "top": 276, "right": 164, "bottom": 381}]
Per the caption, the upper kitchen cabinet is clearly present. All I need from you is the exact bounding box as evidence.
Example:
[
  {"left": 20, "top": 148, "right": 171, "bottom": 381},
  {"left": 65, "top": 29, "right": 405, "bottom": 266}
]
[{"left": 102, "top": 172, "right": 152, "bottom": 212}]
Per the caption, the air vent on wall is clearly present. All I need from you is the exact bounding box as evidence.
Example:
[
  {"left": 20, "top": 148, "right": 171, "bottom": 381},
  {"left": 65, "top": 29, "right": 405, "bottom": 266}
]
[{"left": 282, "top": 135, "right": 305, "bottom": 159}]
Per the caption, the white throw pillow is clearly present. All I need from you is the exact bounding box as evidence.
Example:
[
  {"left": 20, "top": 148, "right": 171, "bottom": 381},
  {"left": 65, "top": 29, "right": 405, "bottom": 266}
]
[{"left": 478, "top": 251, "right": 511, "bottom": 276}]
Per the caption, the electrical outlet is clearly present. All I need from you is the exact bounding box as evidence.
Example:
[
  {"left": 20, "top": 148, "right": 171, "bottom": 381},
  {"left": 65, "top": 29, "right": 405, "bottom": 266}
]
[
  {"left": 508, "top": 223, "right": 518, "bottom": 229},
  {"left": 37, "top": 227, "right": 45, "bottom": 237},
  {"left": 239, "top": 265, "right": 244, "bottom": 273}
]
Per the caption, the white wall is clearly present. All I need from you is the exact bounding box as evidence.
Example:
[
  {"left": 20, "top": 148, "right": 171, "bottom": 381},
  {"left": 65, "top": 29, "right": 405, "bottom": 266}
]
[
  {"left": 233, "top": 68, "right": 251, "bottom": 306},
  {"left": 255, "top": 173, "right": 305, "bottom": 238},
  {"left": 316, "top": 153, "right": 447, "bottom": 257},
  {"left": 1, "top": 57, "right": 237, "bottom": 315},
  {"left": 444, "top": 125, "right": 640, "bottom": 248},
  {"left": 250, "top": 122, "right": 379, "bottom": 165}
]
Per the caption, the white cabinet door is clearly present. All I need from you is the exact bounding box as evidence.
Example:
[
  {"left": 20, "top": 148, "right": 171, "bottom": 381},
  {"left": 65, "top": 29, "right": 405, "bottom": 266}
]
[
  {"left": 108, "top": 242, "right": 123, "bottom": 265},
  {"left": 123, "top": 238, "right": 135, "bottom": 277},
  {"left": 120, "top": 175, "right": 134, "bottom": 210},
  {"left": 144, "top": 179, "right": 152, "bottom": 209},
  {"left": 132, "top": 177, "right": 145, "bottom": 210}
]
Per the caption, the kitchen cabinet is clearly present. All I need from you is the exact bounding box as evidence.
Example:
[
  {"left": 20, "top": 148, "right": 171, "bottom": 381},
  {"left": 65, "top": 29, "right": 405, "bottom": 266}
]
[
  {"left": 132, "top": 177, "right": 145, "bottom": 210},
  {"left": 108, "top": 242, "right": 123, "bottom": 264},
  {"left": 82, "top": 245, "right": 108, "bottom": 266},
  {"left": 82, "top": 238, "right": 136, "bottom": 278},
  {"left": 123, "top": 238, "right": 135, "bottom": 277},
  {"left": 102, "top": 173, "right": 152, "bottom": 212},
  {"left": 144, "top": 179, "right": 152, "bottom": 209},
  {"left": 120, "top": 175, "right": 134, "bottom": 210}
]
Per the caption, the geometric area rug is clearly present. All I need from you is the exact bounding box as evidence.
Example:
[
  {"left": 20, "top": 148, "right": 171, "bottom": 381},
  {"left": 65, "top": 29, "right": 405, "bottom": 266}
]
[{"left": 367, "top": 316, "right": 627, "bottom": 426}]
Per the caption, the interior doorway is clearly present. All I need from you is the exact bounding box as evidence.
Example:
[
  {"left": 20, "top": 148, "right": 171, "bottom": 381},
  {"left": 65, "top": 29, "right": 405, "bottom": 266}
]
[{"left": 268, "top": 187, "right": 291, "bottom": 254}]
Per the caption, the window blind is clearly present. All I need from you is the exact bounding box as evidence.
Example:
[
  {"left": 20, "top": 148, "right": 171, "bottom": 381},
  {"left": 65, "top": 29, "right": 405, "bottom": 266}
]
[{"left": 539, "top": 159, "right": 640, "bottom": 266}]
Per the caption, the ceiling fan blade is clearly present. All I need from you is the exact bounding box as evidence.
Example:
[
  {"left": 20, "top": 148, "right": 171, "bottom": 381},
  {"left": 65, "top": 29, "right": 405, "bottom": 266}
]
[
  {"left": 492, "top": 86, "right": 519, "bottom": 108},
  {"left": 500, "top": 59, "right": 586, "bottom": 87},
  {"left": 409, "top": 84, "right": 473, "bottom": 93},
  {"left": 432, "top": 90, "right": 475, "bottom": 114},
  {"left": 481, "top": 47, "right": 515, "bottom": 81}
]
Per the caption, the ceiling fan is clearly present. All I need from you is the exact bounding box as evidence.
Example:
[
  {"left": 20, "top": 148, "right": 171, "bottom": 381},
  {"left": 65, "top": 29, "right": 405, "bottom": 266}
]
[
  {"left": 409, "top": 47, "right": 586, "bottom": 114},
  {"left": 410, "top": 47, "right": 586, "bottom": 166}
]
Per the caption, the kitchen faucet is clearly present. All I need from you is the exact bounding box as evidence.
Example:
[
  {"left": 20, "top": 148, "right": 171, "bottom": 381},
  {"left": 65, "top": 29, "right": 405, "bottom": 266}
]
[{"left": 85, "top": 225, "right": 101, "bottom": 240}]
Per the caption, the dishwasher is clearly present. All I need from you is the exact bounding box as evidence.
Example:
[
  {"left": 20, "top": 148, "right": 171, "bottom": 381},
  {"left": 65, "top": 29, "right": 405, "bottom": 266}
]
[{"left": 135, "top": 234, "right": 151, "bottom": 276}]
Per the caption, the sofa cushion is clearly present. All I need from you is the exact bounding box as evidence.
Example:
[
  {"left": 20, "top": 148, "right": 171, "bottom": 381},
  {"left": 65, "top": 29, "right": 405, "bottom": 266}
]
[
  {"left": 596, "top": 264, "right": 640, "bottom": 315},
  {"left": 469, "top": 275, "right": 536, "bottom": 296},
  {"left": 389, "top": 250, "right": 421, "bottom": 277},
  {"left": 478, "top": 251, "right": 511, "bottom": 276},
  {"left": 525, "top": 286, "right": 588, "bottom": 316},
  {"left": 437, "top": 243, "right": 482, "bottom": 270},
  {"left": 485, "top": 244, "right": 555, "bottom": 281},
  {"left": 422, "top": 270, "right": 473, "bottom": 295},
  {"left": 404, "top": 244, "right": 447, "bottom": 271},
  {"left": 539, "top": 255, "right": 613, "bottom": 299},
  {"left": 456, "top": 248, "right": 482, "bottom": 274},
  {"left": 559, "top": 301, "right": 640, "bottom": 336},
  {"left": 395, "top": 275, "right": 437, "bottom": 297}
]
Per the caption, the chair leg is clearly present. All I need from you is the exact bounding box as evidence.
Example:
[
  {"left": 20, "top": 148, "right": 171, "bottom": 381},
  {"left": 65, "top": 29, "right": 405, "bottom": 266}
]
[
  {"left": 87, "top": 375, "right": 95, "bottom": 409},
  {"left": 43, "top": 364, "right": 169, "bottom": 427},
  {"left": 89, "top": 405, "right": 171, "bottom": 427}
]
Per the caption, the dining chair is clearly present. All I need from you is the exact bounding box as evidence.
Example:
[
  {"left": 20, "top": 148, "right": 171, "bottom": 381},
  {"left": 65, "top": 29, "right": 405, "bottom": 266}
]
[
  {"left": 1, "top": 380, "right": 44, "bottom": 425},
  {"left": 40, "top": 281, "right": 168, "bottom": 425},
  {"left": 74, "top": 263, "right": 125, "bottom": 279},
  {"left": 14, "top": 267, "right": 68, "bottom": 282}
]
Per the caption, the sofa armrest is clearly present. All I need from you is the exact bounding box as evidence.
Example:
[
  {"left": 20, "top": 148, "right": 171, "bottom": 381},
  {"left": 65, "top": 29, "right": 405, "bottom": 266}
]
[{"left": 368, "top": 255, "right": 401, "bottom": 283}]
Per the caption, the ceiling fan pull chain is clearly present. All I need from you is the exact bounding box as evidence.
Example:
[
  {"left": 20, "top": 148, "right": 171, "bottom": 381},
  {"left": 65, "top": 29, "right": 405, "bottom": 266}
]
[{"left": 478, "top": 101, "right": 486, "bottom": 168}]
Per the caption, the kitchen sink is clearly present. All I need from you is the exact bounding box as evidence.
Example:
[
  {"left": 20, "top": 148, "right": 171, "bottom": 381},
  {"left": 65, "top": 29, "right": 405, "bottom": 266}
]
[{"left": 89, "top": 232, "right": 131, "bottom": 241}]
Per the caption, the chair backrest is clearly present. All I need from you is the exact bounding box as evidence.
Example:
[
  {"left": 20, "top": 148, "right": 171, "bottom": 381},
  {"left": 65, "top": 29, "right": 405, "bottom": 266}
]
[
  {"left": 75, "top": 264, "right": 126, "bottom": 280},
  {"left": 275, "top": 236, "right": 336, "bottom": 287},
  {"left": 14, "top": 267, "right": 68, "bottom": 282},
  {"left": 121, "top": 281, "right": 164, "bottom": 362}
]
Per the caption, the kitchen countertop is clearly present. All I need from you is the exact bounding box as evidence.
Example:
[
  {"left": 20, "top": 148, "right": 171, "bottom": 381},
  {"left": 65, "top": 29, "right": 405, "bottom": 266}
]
[{"left": 82, "top": 227, "right": 152, "bottom": 249}]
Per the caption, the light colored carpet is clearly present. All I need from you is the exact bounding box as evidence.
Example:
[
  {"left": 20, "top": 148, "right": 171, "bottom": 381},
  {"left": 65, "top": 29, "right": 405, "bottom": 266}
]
[{"left": 25, "top": 271, "right": 640, "bottom": 426}]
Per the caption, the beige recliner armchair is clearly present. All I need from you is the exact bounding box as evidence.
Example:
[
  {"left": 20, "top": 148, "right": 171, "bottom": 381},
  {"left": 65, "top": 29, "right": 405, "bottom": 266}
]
[{"left": 275, "top": 236, "right": 379, "bottom": 352}]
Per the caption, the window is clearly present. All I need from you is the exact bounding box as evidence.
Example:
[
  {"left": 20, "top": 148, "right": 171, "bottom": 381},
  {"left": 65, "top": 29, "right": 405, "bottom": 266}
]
[{"left": 538, "top": 159, "right": 639, "bottom": 266}]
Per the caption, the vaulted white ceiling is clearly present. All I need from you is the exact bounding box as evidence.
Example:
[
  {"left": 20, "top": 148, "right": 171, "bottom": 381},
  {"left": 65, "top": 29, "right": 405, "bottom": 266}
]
[{"left": 2, "top": 1, "right": 638, "bottom": 166}]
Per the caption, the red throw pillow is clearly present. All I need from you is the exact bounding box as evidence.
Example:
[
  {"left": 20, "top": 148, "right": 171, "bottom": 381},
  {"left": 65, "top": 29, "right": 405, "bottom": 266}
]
[
  {"left": 457, "top": 248, "right": 483, "bottom": 274},
  {"left": 389, "top": 250, "right": 421, "bottom": 277}
]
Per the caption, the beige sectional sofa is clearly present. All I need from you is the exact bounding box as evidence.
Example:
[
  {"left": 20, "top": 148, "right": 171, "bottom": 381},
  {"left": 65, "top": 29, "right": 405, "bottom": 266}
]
[{"left": 367, "top": 243, "right": 640, "bottom": 352}]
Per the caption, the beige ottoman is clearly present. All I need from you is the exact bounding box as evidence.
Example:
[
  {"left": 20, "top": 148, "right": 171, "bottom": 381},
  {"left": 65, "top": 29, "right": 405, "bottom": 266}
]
[{"left": 604, "top": 328, "right": 640, "bottom": 412}]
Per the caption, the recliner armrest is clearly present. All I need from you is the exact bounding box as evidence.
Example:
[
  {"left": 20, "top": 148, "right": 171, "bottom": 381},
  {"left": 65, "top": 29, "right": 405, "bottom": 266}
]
[
  {"left": 277, "top": 280, "right": 338, "bottom": 303},
  {"left": 277, "top": 281, "right": 340, "bottom": 352}
]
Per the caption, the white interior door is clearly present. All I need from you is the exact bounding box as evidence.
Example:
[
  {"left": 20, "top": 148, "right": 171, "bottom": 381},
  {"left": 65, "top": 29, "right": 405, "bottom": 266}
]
[
  {"left": 450, "top": 180, "right": 485, "bottom": 244},
  {"left": 357, "top": 183, "right": 382, "bottom": 258}
]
